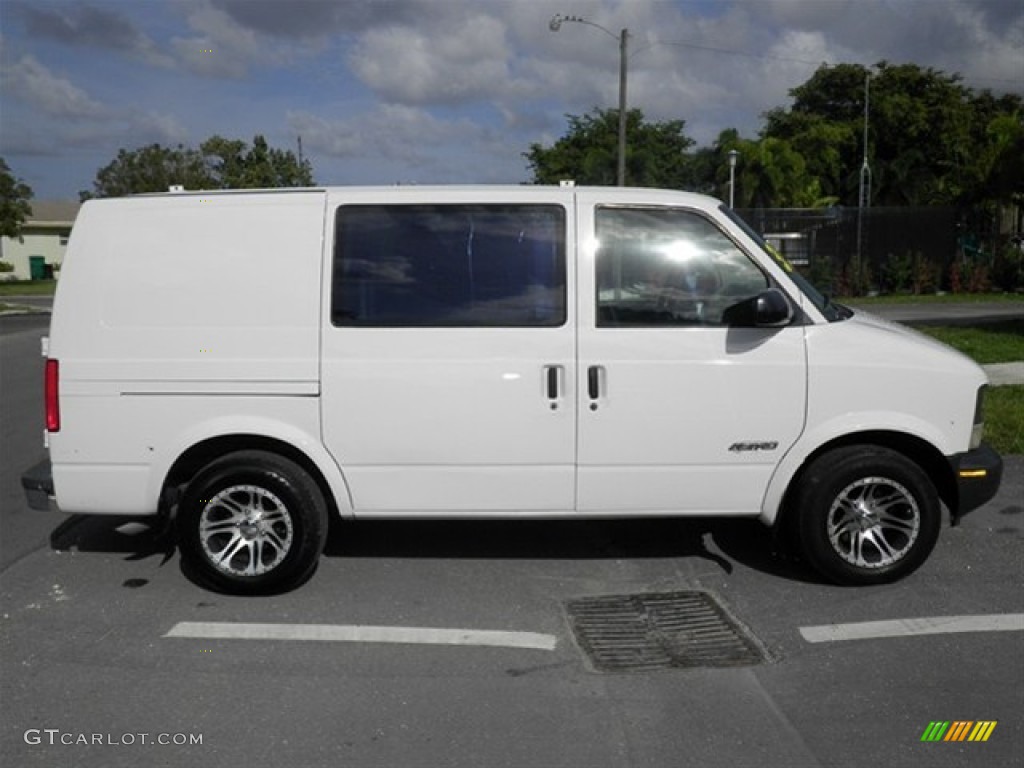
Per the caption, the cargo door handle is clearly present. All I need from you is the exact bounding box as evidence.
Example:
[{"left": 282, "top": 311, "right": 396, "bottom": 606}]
[{"left": 587, "top": 365, "right": 604, "bottom": 410}]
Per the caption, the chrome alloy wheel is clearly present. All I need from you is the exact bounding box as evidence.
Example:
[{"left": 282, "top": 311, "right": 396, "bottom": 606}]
[
  {"left": 198, "top": 485, "right": 294, "bottom": 577},
  {"left": 826, "top": 476, "right": 921, "bottom": 569}
]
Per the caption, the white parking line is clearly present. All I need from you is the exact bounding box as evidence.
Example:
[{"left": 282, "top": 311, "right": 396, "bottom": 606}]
[
  {"left": 800, "top": 614, "right": 1024, "bottom": 644},
  {"left": 164, "top": 621, "right": 558, "bottom": 651}
]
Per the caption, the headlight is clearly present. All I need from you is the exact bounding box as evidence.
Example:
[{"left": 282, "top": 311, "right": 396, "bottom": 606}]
[{"left": 970, "top": 385, "right": 986, "bottom": 450}]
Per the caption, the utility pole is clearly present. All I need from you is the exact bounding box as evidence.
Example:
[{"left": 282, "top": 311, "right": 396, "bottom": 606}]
[
  {"left": 550, "top": 14, "right": 630, "bottom": 186},
  {"left": 616, "top": 26, "right": 628, "bottom": 187},
  {"left": 856, "top": 74, "right": 872, "bottom": 285}
]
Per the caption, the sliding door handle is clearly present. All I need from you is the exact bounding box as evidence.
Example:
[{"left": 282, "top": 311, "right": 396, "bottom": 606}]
[
  {"left": 587, "top": 365, "right": 604, "bottom": 403},
  {"left": 546, "top": 365, "right": 560, "bottom": 400}
]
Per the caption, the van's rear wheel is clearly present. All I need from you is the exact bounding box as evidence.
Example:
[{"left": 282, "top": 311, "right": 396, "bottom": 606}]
[
  {"left": 795, "top": 446, "right": 940, "bottom": 585},
  {"left": 178, "top": 451, "right": 327, "bottom": 594}
]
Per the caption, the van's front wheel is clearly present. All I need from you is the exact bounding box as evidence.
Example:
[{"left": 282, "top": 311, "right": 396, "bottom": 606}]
[
  {"left": 795, "top": 446, "right": 940, "bottom": 585},
  {"left": 178, "top": 451, "right": 328, "bottom": 594}
]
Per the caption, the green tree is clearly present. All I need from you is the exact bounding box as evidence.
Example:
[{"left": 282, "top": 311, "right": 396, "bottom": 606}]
[
  {"left": 0, "top": 157, "right": 34, "bottom": 239},
  {"left": 961, "top": 95, "right": 1024, "bottom": 206},
  {"left": 759, "top": 112, "right": 854, "bottom": 202},
  {"left": 82, "top": 144, "right": 213, "bottom": 200},
  {"left": 733, "top": 137, "right": 828, "bottom": 209},
  {"left": 201, "top": 135, "right": 313, "bottom": 189},
  {"left": 761, "top": 62, "right": 1021, "bottom": 208},
  {"left": 689, "top": 129, "right": 834, "bottom": 209},
  {"left": 525, "top": 108, "right": 695, "bottom": 188},
  {"left": 83, "top": 135, "right": 314, "bottom": 199}
]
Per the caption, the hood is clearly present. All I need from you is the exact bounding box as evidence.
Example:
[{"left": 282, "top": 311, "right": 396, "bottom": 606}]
[{"left": 845, "top": 306, "right": 987, "bottom": 380}]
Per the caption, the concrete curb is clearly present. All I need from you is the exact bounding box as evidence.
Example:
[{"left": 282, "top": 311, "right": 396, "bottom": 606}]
[{"left": 982, "top": 362, "right": 1024, "bottom": 387}]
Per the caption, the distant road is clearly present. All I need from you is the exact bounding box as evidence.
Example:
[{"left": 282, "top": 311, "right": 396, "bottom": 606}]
[{"left": 0, "top": 296, "right": 54, "bottom": 312}]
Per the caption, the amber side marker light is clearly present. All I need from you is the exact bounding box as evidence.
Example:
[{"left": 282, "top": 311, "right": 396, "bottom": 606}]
[
  {"left": 45, "top": 359, "right": 60, "bottom": 432},
  {"left": 958, "top": 469, "right": 988, "bottom": 479}
]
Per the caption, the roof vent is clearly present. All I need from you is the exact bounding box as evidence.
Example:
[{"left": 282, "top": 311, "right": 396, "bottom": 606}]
[
  {"left": 168, "top": 185, "right": 185, "bottom": 193},
  {"left": 559, "top": 180, "right": 575, "bottom": 188}
]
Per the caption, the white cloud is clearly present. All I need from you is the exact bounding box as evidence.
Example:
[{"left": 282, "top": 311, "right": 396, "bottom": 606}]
[
  {"left": 747, "top": 0, "right": 1024, "bottom": 88},
  {"left": 287, "top": 105, "right": 526, "bottom": 183},
  {"left": 128, "top": 112, "right": 190, "bottom": 146},
  {"left": 349, "top": 14, "right": 522, "bottom": 106},
  {"left": 943, "top": 2, "right": 1024, "bottom": 88},
  {"left": 171, "top": 2, "right": 267, "bottom": 78},
  {"left": 169, "top": 0, "right": 328, "bottom": 78},
  {"left": 286, "top": 111, "right": 363, "bottom": 158},
  {"left": 289, "top": 105, "right": 481, "bottom": 164},
  {"left": 1, "top": 54, "right": 108, "bottom": 119}
]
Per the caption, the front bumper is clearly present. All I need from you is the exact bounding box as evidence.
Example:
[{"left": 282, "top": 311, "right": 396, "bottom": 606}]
[
  {"left": 21, "top": 459, "right": 57, "bottom": 511},
  {"left": 948, "top": 443, "right": 1003, "bottom": 524}
]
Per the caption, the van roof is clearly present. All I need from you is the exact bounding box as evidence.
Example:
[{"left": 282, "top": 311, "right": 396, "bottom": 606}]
[{"left": 128, "top": 184, "right": 718, "bottom": 203}]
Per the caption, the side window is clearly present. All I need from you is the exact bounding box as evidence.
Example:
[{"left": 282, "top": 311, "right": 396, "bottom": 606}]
[
  {"left": 595, "top": 207, "right": 769, "bottom": 327},
  {"left": 333, "top": 205, "right": 566, "bottom": 327}
]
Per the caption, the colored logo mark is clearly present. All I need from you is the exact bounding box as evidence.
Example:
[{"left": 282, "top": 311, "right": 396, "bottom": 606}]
[{"left": 921, "top": 721, "right": 997, "bottom": 742}]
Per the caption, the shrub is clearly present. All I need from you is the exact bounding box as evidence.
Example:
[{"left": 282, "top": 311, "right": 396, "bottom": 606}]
[
  {"left": 912, "top": 253, "right": 938, "bottom": 294},
  {"left": 0, "top": 261, "right": 14, "bottom": 273},
  {"left": 877, "top": 251, "right": 940, "bottom": 295},
  {"left": 837, "top": 260, "right": 873, "bottom": 297},
  {"left": 949, "top": 259, "right": 993, "bottom": 294},
  {"left": 990, "top": 243, "right": 1024, "bottom": 293},
  {"left": 807, "top": 255, "right": 835, "bottom": 296},
  {"left": 881, "top": 251, "right": 914, "bottom": 293}
]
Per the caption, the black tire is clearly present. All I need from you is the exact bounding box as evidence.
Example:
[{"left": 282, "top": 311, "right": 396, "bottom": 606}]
[
  {"left": 177, "top": 450, "right": 328, "bottom": 595},
  {"left": 794, "top": 445, "right": 940, "bottom": 585}
]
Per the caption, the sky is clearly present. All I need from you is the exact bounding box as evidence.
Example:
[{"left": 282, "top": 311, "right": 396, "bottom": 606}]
[{"left": 1, "top": 0, "right": 1022, "bottom": 201}]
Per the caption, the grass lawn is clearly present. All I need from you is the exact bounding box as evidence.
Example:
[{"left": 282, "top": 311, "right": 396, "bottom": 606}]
[
  {"left": 985, "top": 387, "right": 1024, "bottom": 455},
  {"left": 912, "top": 319, "right": 1023, "bottom": 455},
  {"left": 844, "top": 292, "right": 1023, "bottom": 305},
  {"left": 913, "top": 319, "right": 1024, "bottom": 364},
  {"left": 0, "top": 280, "right": 57, "bottom": 296}
]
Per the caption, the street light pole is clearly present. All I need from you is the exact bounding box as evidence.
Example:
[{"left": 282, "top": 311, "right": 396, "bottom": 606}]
[
  {"left": 727, "top": 149, "right": 739, "bottom": 208},
  {"left": 550, "top": 14, "right": 629, "bottom": 186},
  {"left": 616, "top": 27, "right": 628, "bottom": 187}
]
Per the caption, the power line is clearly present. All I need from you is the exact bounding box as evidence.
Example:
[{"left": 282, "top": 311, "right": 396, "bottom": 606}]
[
  {"left": 638, "top": 39, "right": 1023, "bottom": 88},
  {"left": 641, "top": 40, "right": 826, "bottom": 67}
]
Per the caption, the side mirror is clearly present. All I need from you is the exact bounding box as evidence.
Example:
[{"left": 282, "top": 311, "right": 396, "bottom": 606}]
[{"left": 722, "top": 288, "right": 793, "bottom": 328}]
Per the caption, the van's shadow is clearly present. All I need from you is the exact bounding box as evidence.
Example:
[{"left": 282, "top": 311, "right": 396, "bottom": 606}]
[
  {"left": 49, "top": 514, "right": 820, "bottom": 584},
  {"left": 50, "top": 515, "right": 176, "bottom": 563},
  {"left": 325, "top": 517, "right": 821, "bottom": 583}
]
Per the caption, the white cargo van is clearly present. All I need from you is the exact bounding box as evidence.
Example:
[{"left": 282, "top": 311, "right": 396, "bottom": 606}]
[{"left": 22, "top": 185, "right": 1002, "bottom": 593}]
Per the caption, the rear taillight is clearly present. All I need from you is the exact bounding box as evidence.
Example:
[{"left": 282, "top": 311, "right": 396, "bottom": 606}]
[{"left": 45, "top": 359, "right": 60, "bottom": 432}]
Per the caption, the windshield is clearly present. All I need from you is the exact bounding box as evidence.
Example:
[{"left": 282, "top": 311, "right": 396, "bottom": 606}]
[{"left": 719, "top": 204, "right": 847, "bottom": 322}]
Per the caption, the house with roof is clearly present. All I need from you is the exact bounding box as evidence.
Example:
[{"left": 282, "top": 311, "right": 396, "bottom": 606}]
[{"left": 0, "top": 200, "right": 81, "bottom": 281}]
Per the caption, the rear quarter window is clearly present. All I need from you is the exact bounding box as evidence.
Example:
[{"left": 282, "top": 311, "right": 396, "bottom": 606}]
[{"left": 332, "top": 204, "right": 566, "bottom": 327}]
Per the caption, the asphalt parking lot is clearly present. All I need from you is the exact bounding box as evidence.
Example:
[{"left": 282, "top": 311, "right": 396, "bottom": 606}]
[{"left": 2, "top": 311, "right": 1021, "bottom": 768}]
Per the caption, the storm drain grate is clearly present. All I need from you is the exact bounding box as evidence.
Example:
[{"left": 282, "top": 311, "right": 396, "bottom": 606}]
[{"left": 565, "top": 591, "right": 767, "bottom": 672}]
